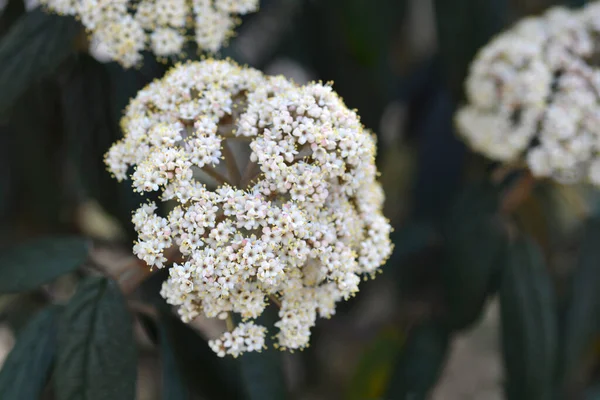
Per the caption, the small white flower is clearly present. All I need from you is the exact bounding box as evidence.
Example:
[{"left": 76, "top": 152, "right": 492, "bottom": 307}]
[{"left": 209, "top": 322, "right": 266, "bottom": 357}]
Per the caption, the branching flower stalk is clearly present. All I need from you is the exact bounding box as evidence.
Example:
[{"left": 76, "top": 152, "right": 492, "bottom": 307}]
[{"left": 105, "top": 59, "right": 393, "bottom": 357}]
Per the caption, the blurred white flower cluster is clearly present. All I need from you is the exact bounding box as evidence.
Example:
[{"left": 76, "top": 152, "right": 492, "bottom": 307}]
[
  {"left": 456, "top": 2, "right": 600, "bottom": 184},
  {"left": 38, "top": 0, "right": 258, "bottom": 67},
  {"left": 105, "top": 59, "right": 393, "bottom": 356}
]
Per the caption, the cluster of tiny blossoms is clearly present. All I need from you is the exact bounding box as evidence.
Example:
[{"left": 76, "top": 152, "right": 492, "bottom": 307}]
[
  {"left": 38, "top": 0, "right": 258, "bottom": 67},
  {"left": 456, "top": 2, "right": 600, "bottom": 185},
  {"left": 105, "top": 59, "right": 393, "bottom": 356}
]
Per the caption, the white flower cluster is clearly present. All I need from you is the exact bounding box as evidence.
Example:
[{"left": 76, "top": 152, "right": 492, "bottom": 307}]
[
  {"left": 38, "top": 0, "right": 259, "bottom": 67},
  {"left": 209, "top": 321, "right": 266, "bottom": 357},
  {"left": 456, "top": 2, "right": 600, "bottom": 185},
  {"left": 105, "top": 59, "right": 393, "bottom": 356}
]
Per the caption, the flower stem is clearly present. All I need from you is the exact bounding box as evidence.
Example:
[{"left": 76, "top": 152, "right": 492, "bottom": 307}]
[
  {"left": 240, "top": 161, "right": 261, "bottom": 189},
  {"left": 226, "top": 313, "right": 235, "bottom": 332},
  {"left": 118, "top": 246, "right": 183, "bottom": 295},
  {"left": 222, "top": 140, "right": 242, "bottom": 185},
  {"left": 269, "top": 294, "right": 282, "bottom": 308},
  {"left": 501, "top": 171, "right": 535, "bottom": 214},
  {"left": 201, "top": 165, "right": 233, "bottom": 186}
]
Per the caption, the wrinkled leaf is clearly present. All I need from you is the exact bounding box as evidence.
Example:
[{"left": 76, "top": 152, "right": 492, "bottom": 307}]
[
  {"left": 384, "top": 321, "right": 450, "bottom": 399},
  {"left": 499, "top": 236, "right": 557, "bottom": 400},
  {"left": 385, "top": 220, "right": 439, "bottom": 292},
  {"left": 239, "top": 346, "right": 287, "bottom": 400},
  {"left": 0, "top": 306, "right": 60, "bottom": 399},
  {"left": 158, "top": 322, "right": 190, "bottom": 400},
  {"left": 302, "top": 0, "right": 389, "bottom": 131},
  {"left": 139, "top": 268, "right": 244, "bottom": 399},
  {"left": 0, "top": 125, "right": 13, "bottom": 224},
  {"left": 104, "top": 53, "right": 167, "bottom": 121},
  {"left": 101, "top": 57, "right": 165, "bottom": 234},
  {"left": 160, "top": 311, "right": 244, "bottom": 400},
  {"left": 585, "top": 383, "right": 600, "bottom": 400},
  {"left": 442, "top": 183, "right": 507, "bottom": 330},
  {"left": 561, "top": 219, "right": 600, "bottom": 391},
  {"left": 0, "top": 236, "right": 90, "bottom": 293},
  {"left": 0, "top": 0, "right": 24, "bottom": 37},
  {"left": 0, "top": 9, "right": 81, "bottom": 112},
  {"left": 60, "top": 55, "right": 125, "bottom": 218},
  {"left": 387, "top": 220, "right": 437, "bottom": 266},
  {"left": 233, "top": 309, "right": 287, "bottom": 400},
  {"left": 337, "top": 0, "right": 408, "bottom": 67},
  {"left": 9, "top": 81, "right": 65, "bottom": 227},
  {"left": 433, "top": 0, "right": 508, "bottom": 98},
  {"left": 55, "top": 276, "right": 136, "bottom": 400},
  {"left": 411, "top": 87, "right": 466, "bottom": 221}
]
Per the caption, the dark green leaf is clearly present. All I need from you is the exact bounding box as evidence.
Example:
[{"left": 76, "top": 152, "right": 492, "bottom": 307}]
[
  {"left": 239, "top": 346, "right": 287, "bottom": 400},
  {"left": 384, "top": 321, "right": 450, "bottom": 399},
  {"left": 9, "top": 80, "right": 65, "bottom": 228},
  {"left": 301, "top": 0, "right": 392, "bottom": 131},
  {"left": 159, "top": 311, "right": 244, "bottom": 400},
  {"left": 0, "top": 125, "right": 13, "bottom": 224},
  {"left": 384, "top": 221, "right": 439, "bottom": 301},
  {"left": 411, "top": 88, "right": 466, "bottom": 221},
  {"left": 433, "top": 0, "right": 508, "bottom": 98},
  {"left": 441, "top": 183, "right": 507, "bottom": 330},
  {"left": 99, "top": 57, "right": 165, "bottom": 235},
  {"left": 0, "top": 0, "right": 25, "bottom": 37},
  {"left": 561, "top": 218, "right": 600, "bottom": 391},
  {"left": 585, "top": 383, "right": 600, "bottom": 400},
  {"left": 0, "top": 236, "right": 90, "bottom": 293},
  {"left": 0, "top": 306, "right": 60, "bottom": 399},
  {"left": 158, "top": 322, "right": 190, "bottom": 400},
  {"left": 387, "top": 220, "right": 437, "bottom": 267},
  {"left": 235, "top": 309, "right": 287, "bottom": 400},
  {"left": 445, "top": 183, "right": 500, "bottom": 227},
  {"left": 140, "top": 269, "right": 244, "bottom": 400},
  {"left": 336, "top": 0, "right": 408, "bottom": 67},
  {"left": 499, "top": 236, "right": 557, "bottom": 400},
  {"left": 60, "top": 55, "right": 124, "bottom": 215},
  {"left": 0, "top": 9, "right": 81, "bottom": 112},
  {"left": 104, "top": 53, "right": 167, "bottom": 121},
  {"left": 55, "top": 276, "right": 136, "bottom": 400}
]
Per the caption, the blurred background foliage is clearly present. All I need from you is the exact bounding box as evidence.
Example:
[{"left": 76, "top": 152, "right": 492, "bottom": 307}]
[{"left": 1, "top": 0, "right": 600, "bottom": 399}]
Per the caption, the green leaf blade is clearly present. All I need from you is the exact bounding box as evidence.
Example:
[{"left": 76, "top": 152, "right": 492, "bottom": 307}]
[
  {"left": 0, "top": 306, "right": 60, "bottom": 399},
  {"left": 55, "top": 276, "right": 136, "bottom": 400},
  {"left": 158, "top": 322, "right": 190, "bottom": 400},
  {"left": 433, "top": 0, "right": 508, "bottom": 98},
  {"left": 234, "top": 309, "right": 287, "bottom": 400},
  {"left": 239, "top": 348, "right": 287, "bottom": 400},
  {"left": 561, "top": 218, "right": 600, "bottom": 392},
  {"left": 441, "top": 183, "right": 507, "bottom": 331},
  {"left": 0, "top": 0, "right": 25, "bottom": 37},
  {"left": 0, "top": 9, "right": 81, "bottom": 112},
  {"left": 499, "top": 236, "right": 557, "bottom": 400},
  {"left": 384, "top": 321, "right": 451, "bottom": 399},
  {"left": 159, "top": 311, "right": 244, "bottom": 400},
  {"left": 0, "top": 236, "right": 90, "bottom": 294}
]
